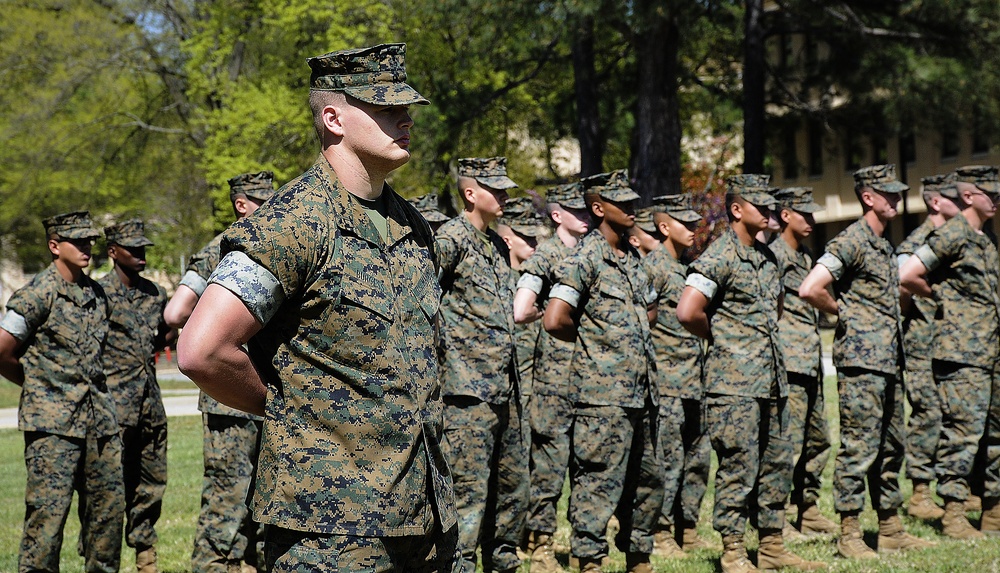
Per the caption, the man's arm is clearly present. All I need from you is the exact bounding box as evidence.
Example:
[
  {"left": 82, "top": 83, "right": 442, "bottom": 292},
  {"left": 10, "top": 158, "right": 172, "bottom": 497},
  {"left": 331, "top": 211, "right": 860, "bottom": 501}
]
[
  {"left": 543, "top": 298, "right": 577, "bottom": 342},
  {"left": 177, "top": 284, "right": 266, "bottom": 416},
  {"left": 163, "top": 285, "right": 200, "bottom": 329},
  {"left": 676, "top": 286, "right": 711, "bottom": 339},
  {"left": 0, "top": 329, "right": 24, "bottom": 386},
  {"left": 899, "top": 255, "right": 933, "bottom": 298},
  {"left": 647, "top": 303, "right": 657, "bottom": 326},
  {"left": 799, "top": 265, "right": 838, "bottom": 315},
  {"left": 513, "top": 287, "right": 542, "bottom": 324}
]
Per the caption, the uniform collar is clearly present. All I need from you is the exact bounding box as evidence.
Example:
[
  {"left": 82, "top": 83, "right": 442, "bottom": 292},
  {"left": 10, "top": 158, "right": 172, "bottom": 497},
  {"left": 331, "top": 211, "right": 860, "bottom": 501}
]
[
  {"left": 45, "top": 264, "right": 97, "bottom": 307},
  {"left": 315, "top": 155, "right": 414, "bottom": 248}
]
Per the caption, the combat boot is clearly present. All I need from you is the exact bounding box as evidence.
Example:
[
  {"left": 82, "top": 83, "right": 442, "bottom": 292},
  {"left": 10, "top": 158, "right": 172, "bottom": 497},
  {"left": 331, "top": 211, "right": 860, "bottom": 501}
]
[
  {"left": 980, "top": 498, "right": 1000, "bottom": 536},
  {"left": 529, "top": 533, "right": 562, "bottom": 573},
  {"left": 756, "top": 529, "right": 827, "bottom": 571},
  {"left": 720, "top": 535, "right": 757, "bottom": 573},
  {"left": 625, "top": 552, "right": 652, "bottom": 573},
  {"left": 877, "top": 512, "right": 936, "bottom": 552},
  {"left": 577, "top": 557, "right": 602, "bottom": 573},
  {"left": 798, "top": 504, "right": 838, "bottom": 536},
  {"left": 135, "top": 547, "right": 158, "bottom": 573},
  {"left": 966, "top": 494, "right": 983, "bottom": 512},
  {"left": 652, "top": 530, "right": 688, "bottom": 558},
  {"left": 682, "top": 524, "right": 721, "bottom": 551},
  {"left": 836, "top": 514, "right": 877, "bottom": 560},
  {"left": 907, "top": 483, "right": 945, "bottom": 521},
  {"left": 942, "top": 500, "right": 985, "bottom": 540}
]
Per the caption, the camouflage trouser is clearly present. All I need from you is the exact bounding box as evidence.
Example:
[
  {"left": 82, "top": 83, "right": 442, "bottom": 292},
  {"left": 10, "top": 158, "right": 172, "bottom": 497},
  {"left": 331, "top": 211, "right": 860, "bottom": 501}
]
[
  {"left": 441, "top": 396, "right": 529, "bottom": 572},
  {"left": 121, "top": 389, "right": 168, "bottom": 551},
  {"left": 568, "top": 403, "right": 662, "bottom": 559},
  {"left": 526, "top": 392, "right": 573, "bottom": 534},
  {"left": 834, "top": 368, "right": 905, "bottom": 514},
  {"left": 978, "top": 362, "right": 1000, "bottom": 499},
  {"left": 192, "top": 414, "right": 264, "bottom": 573},
  {"left": 706, "top": 395, "right": 790, "bottom": 537},
  {"left": 787, "top": 372, "right": 831, "bottom": 507},
  {"left": 20, "top": 430, "right": 124, "bottom": 573},
  {"left": 656, "top": 397, "right": 710, "bottom": 529},
  {"left": 932, "top": 361, "right": 990, "bottom": 501},
  {"left": 264, "top": 522, "right": 463, "bottom": 573},
  {"left": 904, "top": 358, "right": 941, "bottom": 483}
]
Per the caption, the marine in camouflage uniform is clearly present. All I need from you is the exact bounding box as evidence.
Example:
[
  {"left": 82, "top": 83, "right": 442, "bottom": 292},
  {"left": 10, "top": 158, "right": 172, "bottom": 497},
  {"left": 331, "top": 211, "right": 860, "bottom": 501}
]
[
  {"left": 641, "top": 194, "right": 711, "bottom": 556},
  {"left": 182, "top": 43, "right": 460, "bottom": 573},
  {"left": 99, "top": 220, "right": 173, "bottom": 572},
  {"left": 770, "top": 187, "right": 836, "bottom": 536},
  {"left": 545, "top": 170, "right": 662, "bottom": 573},
  {"left": 900, "top": 166, "right": 1000, "bottom": 539},
  {"left": 409, "top": 193, "right": 451, "bottom": 233},
  {"left": 803, "top": 164, "right": 933, "bottom": 558},
  {"left": 0, "top": 211, "right": 125, "bottom": 573},
  {"left": 680, "top": 176, "right": 818, "bottom": 573},
  {"left": 513, "top": 182, "right": 589, "bottom": 570},
  {"left": 437, "top": 156, "right": 528, "bottom": 573},
  {"left": 177, "top": 173, "right": 273, "bottom": 573},
  {"left": 895, "top": 175, "right": 960, "bottom": 522}
]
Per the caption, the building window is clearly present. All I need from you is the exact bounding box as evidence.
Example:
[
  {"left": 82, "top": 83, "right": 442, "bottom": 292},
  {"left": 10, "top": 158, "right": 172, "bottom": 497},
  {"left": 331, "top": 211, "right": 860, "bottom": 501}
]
[
  {"left": 783, "top": 126, "right": 799, "bottom": 180},
  {"left": 973, "top": 123, "right": 990, "bottom": 155},
  {"left": 900, "top": 132, "right": 916, "bottom": 164},
  {"left": 844, "top": 130, "right": 863, "bottom": 171},
  {"left": 807, "top": 121, "right": 823, "bottom": 176},
  {"left": 941, "top": 129, "right": 960, "bottom": 159},
  {"left": 871, "top": 134, "right": 888, "bottom": 164}
]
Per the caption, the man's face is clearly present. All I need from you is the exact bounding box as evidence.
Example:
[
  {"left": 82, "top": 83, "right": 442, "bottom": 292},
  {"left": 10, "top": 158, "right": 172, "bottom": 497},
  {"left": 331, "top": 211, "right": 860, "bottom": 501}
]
[
  {"left": 967, "top": 186, "right": 999, "bottom": 220},
  {"left": 506, "top": 229, "right": 537, "bottom": 264},
  {"left": 338, "top": 98, "right": 414, "bottom": 172},
  {"left": 932, "top": 195, "right": 961, "bottom": 219},
  {"left": 235, "top": 196, "right": 264, "bottom": 219},
  {"left": 470, "top": 181, "right": 509, "bottom": 220},
  {"left": 666, "top": 217, "right": 696, "bottom": 248},
  {"left": 110, "top": 244, "right": 147, "bottom": 273},
  {"left": 866, "top": 188, "right": 900, "bottom": 220},
  {"left": 556, "top": 206, "right": 590, "bottom": 236},
  {"left": 51, "top": 237, "right": 94, "bottom": 270},
  {"left": 782, "top": 208, "right": 815, "bottom": 239},
  {"left": 737, "top": 199, "right": 771, "bottom": 234},
  {"left": 601, "top": 198, "right": 635, "bottom": 231}
]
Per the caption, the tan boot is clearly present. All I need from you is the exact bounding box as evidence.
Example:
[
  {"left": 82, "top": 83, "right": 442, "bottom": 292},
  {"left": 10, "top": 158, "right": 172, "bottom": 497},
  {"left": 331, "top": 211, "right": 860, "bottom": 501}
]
[
  {"left": 798, "top": 504, "right": 838, "bottom": 535},
  {"left": 836, "top": 514, "right": 877, "bottom": 560},
  {"left": 652, "top": 530, "right": 688, "bottom": 558},
  {"left": 720, "top": 535, "right": 758, "bottom": 573},
  {"left": 942, "top": 500, "right": 985, "bottom": 540},
  {"left": 781, "top": 522, "right": 808, "bottom": 542},
  {"left": 980, "top": 498, "right": 1000, "bottom": 536},
  {"left": 136, "top": 547, "right": 158, "bottom": 573},
  {"left": 907, "top": 483, "right": 945, "bottom": 521},
  {"left": 966, "top": 494, "right": 983, "bottom": 512},
  {"left": 530, "top": 533, "right": 563, "bottom": 573},
  {"left": 682, "top": 524, "right": 721, "bottom": 551},
  {"left": 577, "top": 557, "right": 602, "bottom": 573},
  {"left": 625, "top": 552, "right": 652, "bottom": 573},
  {"left": 877, "top": 512, "right": 937, "bottom": 552},
  {"left": 756, "top": 529, "right": 827, "bottom": 571}
]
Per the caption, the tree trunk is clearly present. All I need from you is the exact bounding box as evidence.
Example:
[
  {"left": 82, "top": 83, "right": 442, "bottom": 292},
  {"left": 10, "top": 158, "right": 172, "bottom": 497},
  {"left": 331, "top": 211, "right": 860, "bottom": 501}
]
[
  {"left": 572, "top": 13, "right": 602, "bottom": 178},
  {"left": 743, "top": 0, "right": 766, "bottom": 172},
  {"left": 633, "top": 3, "right": 682, "bottom": 204}
]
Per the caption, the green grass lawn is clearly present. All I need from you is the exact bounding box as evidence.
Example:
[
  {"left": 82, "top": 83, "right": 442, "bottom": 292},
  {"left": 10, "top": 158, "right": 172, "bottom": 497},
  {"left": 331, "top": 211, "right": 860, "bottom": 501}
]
[{"left": 1, "top": 373, "right": 1000, "bottom": 571}]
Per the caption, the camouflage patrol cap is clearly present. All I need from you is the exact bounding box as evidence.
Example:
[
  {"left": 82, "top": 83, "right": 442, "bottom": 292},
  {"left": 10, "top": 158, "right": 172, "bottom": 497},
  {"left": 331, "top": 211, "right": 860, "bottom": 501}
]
[
  {"left": 458, "top": 157, "right": 519, "bottom": 190},
  {"left": 725, "top": 174, "right": 777, "bottom": 208},
  {"left": 953, "top": 165, "right": 1000, "bottom": 194},
  {"left": 308, "top": 43, "right": 429, "bottom": 106},
  {"left": 229, "top": 171, "right": 276, "bottom": 202},
  {"left": 500, "top": 197, "right": 548, "bottom": 237},
  {"left": 651, "top": 193, "right": 702, "bottom": 223},
  {"left": 774, "top": 187, "right": 823, "bottom": 213},
  {"left": 580, "top": 169, "right": 641, "bottom": 202},
  {"left": 633, "top": 207, "right": 659, "bottom": 234},
  {"left": 853, "top": 164, "right": 909, "bottom": 194},
  {"left": 43, "top": 211, "right": 101, "bottom": 240},
  {"left": 407, "top": 193, "right": 450, "bottom": 223},
  {"left": 921, "top": 174, "right": 960, "bottom": 199},
  {"left": 104, "top": 219, "right": 154, "bottom": 247},
  {"left": 545, "top": 182, "right": 586, "bottom": 210}
]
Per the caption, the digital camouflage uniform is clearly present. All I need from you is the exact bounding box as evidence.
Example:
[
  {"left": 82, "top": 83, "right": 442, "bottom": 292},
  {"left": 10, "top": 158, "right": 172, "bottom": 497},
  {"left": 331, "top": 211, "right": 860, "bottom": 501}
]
[
  {"left": 0, "top": 211, "right": 124, "bottom": 573},
  {"left": 212, "top": 150, "right": 459, "bottom": 572},
  {"left": 686, "top": 224, "right": 789, "bottom": 539},
  {"left": 914, "top": 212, "right": 1000, "bottom": 503},
  {"left": 437, "top": 157, "right": 528, "bottom": 572},
  {"left": 771, "top": 189, "right": 831, "bottom": 513},
  {"left": 99, "top": 220, "right": 169, "bottom": 556},
  {"left": 816, "top": 216, "right": 906, "bottom": 515},
  {"left": 184, "top": 225, "right": 265, "bottom": 573},
  {"left": 549, "top": 170, "right": 662, "bottom": 561},
  {"left": 642, "top": 196, "right": 710, "bottom": 537},
  {"left": 897, "top": 217, "right": 942, "bottom": 487}
]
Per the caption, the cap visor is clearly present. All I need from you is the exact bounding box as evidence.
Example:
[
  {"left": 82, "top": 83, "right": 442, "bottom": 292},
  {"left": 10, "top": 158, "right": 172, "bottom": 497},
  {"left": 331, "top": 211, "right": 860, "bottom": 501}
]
[
  {"left": 871, "top": 181, "right": 909, "bottom": 194},
  {"left": 975, "top": 182, "right": 1000, "bottom": 194},
  {"left": 61, "top": 229, "right": 101, "bottom": 240},
  {"left": 343, "top": 83, "right": 430, "bottom": 106},
  {"left": 670, "top": 210, "right": 702, "bottom": 223},
  {"left": 600, "top": 189, "right": 641, "bottom": 202},
  {"left": 118, "top": 237, "right": 154, "bottom": 247},
  {"left": 793, "top": 202, "right": 823, "bottom": 214},
  {"left": 741, "top": 192, "right": 778, "bottom": 208},
  {"left": 422, "top": 210, "right": 450, "bottom": 222},
  {"left": 478, "top": 176, "right": 519, "bottom": 190}
]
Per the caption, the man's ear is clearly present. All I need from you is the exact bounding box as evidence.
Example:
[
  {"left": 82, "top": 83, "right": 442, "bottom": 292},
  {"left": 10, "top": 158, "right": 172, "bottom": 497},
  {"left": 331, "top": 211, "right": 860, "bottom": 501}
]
[
  {"left": 47, "top": 239, "right": 60, "bottom": 257},
  {"left": 322, "top": 103, "right": 344, "bottom": 138},
  {"left": 627, "top": 234, "right": 641, "bottom": 249},
  {"left": 657, "top": 220, "right": 670, "bottom": 240},
  {"left": 860, "top": 189, "right": 876, "bottom": 208},
  {"left": 591, "top": 200, "right": 605, "bottom": 219},
  {"left": 780, "top": 208, "right": 792, "bottom": 224}
]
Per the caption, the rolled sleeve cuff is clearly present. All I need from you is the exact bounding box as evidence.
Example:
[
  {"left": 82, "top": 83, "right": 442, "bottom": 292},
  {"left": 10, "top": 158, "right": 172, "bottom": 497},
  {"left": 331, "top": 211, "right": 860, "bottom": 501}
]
[
  {"left": 209, "top": 252, "right": 286, "bottom": 325},
  {"left": 896, "top": 253, "right": 911, "bottom": 268},
  {"left": 914, "top": 244, "right": 940, "bottom": 272},
  {"left": 516, "top": 273, "right": 545, "bottom": 295},
  {"left": 645, "top": 287, "right": 657, "bottom": 306},
  {"left": 549, "top": 284, "right": 581, "bottom": 308},
  {"left": 0, "top": 311, "right": 29, "bottom": 341},
  {"left": 685, "top": 273, "right": 717, "bottom": 300},
  {"left": 179, "top": 270, "right": 209, "bottom": 297},
  {"left": 816, "top": 253, "right": 845, "bottom": 281}
]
